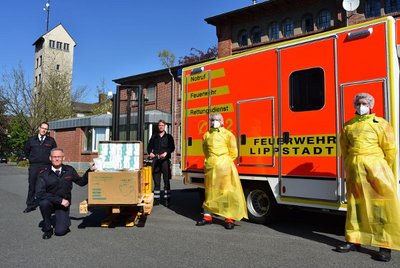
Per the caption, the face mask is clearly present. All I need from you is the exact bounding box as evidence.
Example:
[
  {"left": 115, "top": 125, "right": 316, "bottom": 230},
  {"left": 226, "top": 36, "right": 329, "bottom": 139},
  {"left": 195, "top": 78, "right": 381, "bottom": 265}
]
[
  {"left": 356, "top": 104, "right": 370, "bottom": 115},
  {"left": 212, "top": 120, "right": 221, "bottom": 128}
]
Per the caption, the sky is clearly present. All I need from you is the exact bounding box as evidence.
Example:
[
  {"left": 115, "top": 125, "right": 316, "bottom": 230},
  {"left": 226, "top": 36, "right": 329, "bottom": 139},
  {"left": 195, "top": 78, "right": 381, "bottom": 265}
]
[{"left": 0, "top": 0, "right": 256, "bottom": 103}]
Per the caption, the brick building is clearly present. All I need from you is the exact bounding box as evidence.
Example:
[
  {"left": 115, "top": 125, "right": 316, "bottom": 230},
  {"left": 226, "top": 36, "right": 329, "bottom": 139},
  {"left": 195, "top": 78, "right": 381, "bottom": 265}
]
[
  {"left": 206, "top": 0, "right": 400, "bottom": 57},
  {"left": 49, "top": 114, "right": 112, "bottom": 170},
  {"left": 112, "top": 66, "right": 183, "bottom": 173}
]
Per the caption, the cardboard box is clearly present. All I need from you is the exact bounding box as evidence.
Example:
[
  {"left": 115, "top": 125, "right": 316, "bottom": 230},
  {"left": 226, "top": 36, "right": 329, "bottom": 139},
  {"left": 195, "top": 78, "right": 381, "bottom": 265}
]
[{"left": 88, "top": 171, "right": 141, "bottom": 205}]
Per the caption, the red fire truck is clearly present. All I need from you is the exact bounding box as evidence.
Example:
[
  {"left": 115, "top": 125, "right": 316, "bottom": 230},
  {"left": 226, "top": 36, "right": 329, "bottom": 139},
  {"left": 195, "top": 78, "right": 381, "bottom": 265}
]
[{"left": 181, "top": 16, "right": 400, "bottom": 223}]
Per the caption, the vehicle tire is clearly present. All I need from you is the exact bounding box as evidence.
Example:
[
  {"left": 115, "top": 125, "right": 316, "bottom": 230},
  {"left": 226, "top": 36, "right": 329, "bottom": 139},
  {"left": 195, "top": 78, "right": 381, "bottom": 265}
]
[{"left": 244, "top": 182, "right": 278, "bottom": 224}]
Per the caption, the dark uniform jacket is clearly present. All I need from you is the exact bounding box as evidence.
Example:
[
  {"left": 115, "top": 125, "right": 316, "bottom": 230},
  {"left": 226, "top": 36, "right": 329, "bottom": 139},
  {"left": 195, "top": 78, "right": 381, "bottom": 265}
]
[
  {"left": 35, "top": 164, "right": 90, "bottom": 205},
  {"left": 147, "top": 132, "right": 175, "bottom": 159},
  {"left": 24, "top": 135, "right": 57, "bottom": 165}
]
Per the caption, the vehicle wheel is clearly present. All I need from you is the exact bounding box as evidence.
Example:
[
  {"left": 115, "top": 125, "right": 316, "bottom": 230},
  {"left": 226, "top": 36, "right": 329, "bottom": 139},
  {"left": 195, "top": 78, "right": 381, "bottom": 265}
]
[{"left": 244, "top": 182, "right": 278, "bottom": 224}]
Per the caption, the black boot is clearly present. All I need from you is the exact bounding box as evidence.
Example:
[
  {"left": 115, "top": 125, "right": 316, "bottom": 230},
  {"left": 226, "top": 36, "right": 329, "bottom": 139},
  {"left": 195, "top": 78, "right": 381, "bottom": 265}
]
[
  {"left": 196, "top": 219, "right": 212, "bottom": 226},
  {"left": 376, "top": 248, "right": 391, "bottom": 262},
  {"left": 335, "top": 243, "right": 360, "bottom": 253}
]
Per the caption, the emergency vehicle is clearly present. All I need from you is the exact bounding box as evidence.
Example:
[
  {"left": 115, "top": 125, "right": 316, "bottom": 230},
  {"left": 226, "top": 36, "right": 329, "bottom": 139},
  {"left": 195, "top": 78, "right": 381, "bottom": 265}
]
[{"left": 181, "top": 16, "right": 400, "bottom": 223}]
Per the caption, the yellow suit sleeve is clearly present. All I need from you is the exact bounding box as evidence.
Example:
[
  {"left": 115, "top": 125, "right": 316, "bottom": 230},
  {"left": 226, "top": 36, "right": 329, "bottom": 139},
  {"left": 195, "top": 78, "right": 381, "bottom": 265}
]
[
  {"left": 202, "top": 132, "right": 209, "bottom": 158},
  {"left": 377, "top": 120, "right": 397, "bottom": 168},
  {"left": 226, "top": 130, "right": 238, "bottom": 161},
  {"left": 339, "top": 127, "right": 349, "bottom": 161}
]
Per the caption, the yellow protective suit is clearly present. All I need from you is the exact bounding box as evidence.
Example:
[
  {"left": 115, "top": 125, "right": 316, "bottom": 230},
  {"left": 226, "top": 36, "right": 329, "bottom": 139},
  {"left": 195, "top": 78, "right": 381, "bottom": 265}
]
[
  {"left": 202, "top": 127, "right": 248, "bottom": 221},
  {"left": 340, "top": 114, "right": 400, "bottom": 250}
]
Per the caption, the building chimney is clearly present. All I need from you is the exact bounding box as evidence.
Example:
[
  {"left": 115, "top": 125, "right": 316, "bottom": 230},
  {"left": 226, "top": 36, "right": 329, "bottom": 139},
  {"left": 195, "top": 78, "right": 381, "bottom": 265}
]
[
  {"left": 253, "top": 0, "right": 257, "bottom": 4},
  {"left": 99, "top": 93, "right": 107, "bottom": 103}
]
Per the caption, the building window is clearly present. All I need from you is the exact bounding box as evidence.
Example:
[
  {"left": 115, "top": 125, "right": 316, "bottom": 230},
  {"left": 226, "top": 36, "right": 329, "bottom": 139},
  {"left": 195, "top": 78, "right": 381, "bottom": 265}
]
[
  {"left": 39, "top": 56, "right": 42, "bottom": 66},
  {"left": 56, "top": 64, "right": 60, "bottom": 71},
  {"left": 317, "top": 9, "right": 331, "bottom": 30},
  {"left": 268, "top": 21, "right": 279, "bottom": 40},
  {"left": 238, "top": 29, "right": 249, "bottom": 47},
  {"left": 385, "top": 0, "right": 400, "bottom": 13},
  {"left": 290, "top": 68, "right": 325, "bottom": 112},
  {"left": 35, "top": 76, "right": 37, "bottom": 86},
  {"left": 282, "top": 18, "right": 294, "bottom": 37},
  {"left": 64, "top": 43, "right": 70, "bottom": 51},
  {"left": 365, "top": 0, "right": 381, "bottom": 18},
  {"left": 250, "top": 26, "right": 262, "bottom": 44},
  {"left": 56, "top": 41, "right": 62, "bottom": 49},
  {"left": 49, "top": 40, "right": 55, "bottom": 48},
  {"left": 146, "top": 84, "right": 156, "bottom": 102},
  {"left": 36, "top": 58, "right": 39, "bottom": 69},
  {"left": 83, "top": 127, "right": 109, "bottom": 152},
  {"left": 302, "top": 14, "right": 314, "bottom": 33},
  {"left": 38, "top": 74, "right": 42, "bottom": 84}
]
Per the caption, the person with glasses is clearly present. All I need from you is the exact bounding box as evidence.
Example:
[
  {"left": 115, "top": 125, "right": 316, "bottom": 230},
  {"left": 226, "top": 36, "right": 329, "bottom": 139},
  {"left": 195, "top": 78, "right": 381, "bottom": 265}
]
[
  {"left": 35, "top": 148, "right": 95, "bottom": 239},
  {"left": 23, "top": 122, "right": 57, "bottom": 213}
]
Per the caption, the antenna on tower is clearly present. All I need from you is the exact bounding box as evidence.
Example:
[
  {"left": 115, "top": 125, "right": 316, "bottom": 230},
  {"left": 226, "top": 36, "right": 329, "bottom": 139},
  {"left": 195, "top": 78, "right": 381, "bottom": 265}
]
[
  {"left": 43, "top": 0, "right": 51, "bottom": 32},
  {"left": 253, "top": 0, "right": 257, "bottom": 4}
]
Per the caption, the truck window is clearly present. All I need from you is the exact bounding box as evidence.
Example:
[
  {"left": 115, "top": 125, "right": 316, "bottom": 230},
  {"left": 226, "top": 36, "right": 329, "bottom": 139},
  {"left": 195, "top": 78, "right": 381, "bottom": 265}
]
[{"left": 289, "top": 67, "right": 324, "bottom": 111}]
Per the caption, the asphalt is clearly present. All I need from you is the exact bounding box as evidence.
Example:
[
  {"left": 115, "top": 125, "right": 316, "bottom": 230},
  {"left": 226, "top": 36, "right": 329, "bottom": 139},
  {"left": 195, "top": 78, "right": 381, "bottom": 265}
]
[{"left": 0, "top": 163, "right": 398, "bottom": 267}]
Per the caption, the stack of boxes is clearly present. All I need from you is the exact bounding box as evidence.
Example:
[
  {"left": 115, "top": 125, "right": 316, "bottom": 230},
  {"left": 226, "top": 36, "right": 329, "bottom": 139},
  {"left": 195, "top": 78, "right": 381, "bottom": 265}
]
[{"left": 88, "top": 141, "right": 144, "bottom": 205}]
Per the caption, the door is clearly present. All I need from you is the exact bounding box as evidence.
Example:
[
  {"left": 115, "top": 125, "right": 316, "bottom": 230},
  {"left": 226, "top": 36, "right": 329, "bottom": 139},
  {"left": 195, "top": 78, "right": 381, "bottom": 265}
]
[
  {"left": 237, "top": 97, "right": 276, "bottom": 167},
  {"left": 278, "top": 38, "right": 339, "bottom": 201}
]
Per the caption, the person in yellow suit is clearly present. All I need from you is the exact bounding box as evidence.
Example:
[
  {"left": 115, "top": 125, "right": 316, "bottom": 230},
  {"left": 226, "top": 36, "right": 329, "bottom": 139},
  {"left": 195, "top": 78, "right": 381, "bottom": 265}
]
[
  {"left": 196, "top": 113, "right": 248, "bottom": 229},
  {"left": 336, "top": 93, "right": 400, "bottom": 262}
]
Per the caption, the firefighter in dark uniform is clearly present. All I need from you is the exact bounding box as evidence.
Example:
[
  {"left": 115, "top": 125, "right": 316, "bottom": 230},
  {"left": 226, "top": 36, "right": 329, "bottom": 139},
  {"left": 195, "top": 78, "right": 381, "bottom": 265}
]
[
  {"left": 36, "top": 148, "right": 95, "bottom": 239},
  {"left": 23, "top": 122, "right": 57, "bottom": 213},
  {"left": 147, "top": 119, "right": 175, "bottom": 206}
]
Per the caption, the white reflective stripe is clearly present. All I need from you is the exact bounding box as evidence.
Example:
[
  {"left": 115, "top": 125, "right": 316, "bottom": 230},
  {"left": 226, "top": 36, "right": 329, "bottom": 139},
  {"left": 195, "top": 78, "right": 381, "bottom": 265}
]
[{"left": 164, "top": 190, "right": 170, "bottom": 198}]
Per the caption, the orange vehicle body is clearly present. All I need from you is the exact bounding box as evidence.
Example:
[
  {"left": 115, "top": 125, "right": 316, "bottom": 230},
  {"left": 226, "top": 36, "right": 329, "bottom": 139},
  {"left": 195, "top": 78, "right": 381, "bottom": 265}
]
[{"left": 181, "top": 17, "right": 400, "bottom": 223}]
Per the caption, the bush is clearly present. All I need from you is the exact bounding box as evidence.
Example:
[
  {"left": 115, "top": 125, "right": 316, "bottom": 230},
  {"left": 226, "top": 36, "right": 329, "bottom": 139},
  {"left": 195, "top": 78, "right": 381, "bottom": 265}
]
[
  {"left": 17, "top": 160, "right": 29, "bottom": 167},
  {"left": 8, "top": 155, "right": 18, "bottom": 162}
]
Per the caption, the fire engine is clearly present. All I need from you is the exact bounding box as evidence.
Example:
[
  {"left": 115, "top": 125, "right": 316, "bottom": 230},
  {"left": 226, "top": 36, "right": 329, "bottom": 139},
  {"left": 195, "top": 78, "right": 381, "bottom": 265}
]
[{"left": 181, "top": 16, "right": 400, "bottom": 223}]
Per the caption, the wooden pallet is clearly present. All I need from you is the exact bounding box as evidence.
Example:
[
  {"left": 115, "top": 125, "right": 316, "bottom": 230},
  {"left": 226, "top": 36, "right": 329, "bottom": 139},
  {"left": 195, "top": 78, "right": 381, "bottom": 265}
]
[{"left": 79, "top": 193, "right": 154, "bottom": 227}]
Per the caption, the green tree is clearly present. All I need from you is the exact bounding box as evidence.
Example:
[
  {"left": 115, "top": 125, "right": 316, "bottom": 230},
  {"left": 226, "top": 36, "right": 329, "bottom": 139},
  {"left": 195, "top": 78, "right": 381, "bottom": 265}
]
[
  {"left": 158, "top": 49, "right": 176, "bottom": 68},
  {"left": 6, "top": 116, "right": 29, "bottom": 152},
  {"left": 0, "top": 63, "right": 87, "bottom": 136},
  {"left": 0, "top": 99, "right": 9, "bottom": 153}
]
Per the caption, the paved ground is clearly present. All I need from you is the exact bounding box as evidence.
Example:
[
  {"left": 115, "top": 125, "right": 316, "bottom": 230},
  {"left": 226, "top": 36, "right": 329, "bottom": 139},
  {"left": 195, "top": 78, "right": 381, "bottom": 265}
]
[{"left": 0, "top": 163, "right": 398, "bottom": 267}]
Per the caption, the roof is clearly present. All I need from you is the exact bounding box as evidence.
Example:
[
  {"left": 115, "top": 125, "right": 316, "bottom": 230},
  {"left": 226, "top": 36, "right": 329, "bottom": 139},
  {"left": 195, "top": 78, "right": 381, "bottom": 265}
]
[
  {"left": 49, "top": 114, "right": 112, "bottom": 130},
  {"left": 113, "top": 59, "right": 213, "bottom": 84},
  {"left": 48, "top": 110, "right": 172, "bottom": 130},
  {"left": 113, "top": 65, "right": 183, "bottom": 85},
  {"left": 33, "top": 24, "right": 77, "bottom": 46}
]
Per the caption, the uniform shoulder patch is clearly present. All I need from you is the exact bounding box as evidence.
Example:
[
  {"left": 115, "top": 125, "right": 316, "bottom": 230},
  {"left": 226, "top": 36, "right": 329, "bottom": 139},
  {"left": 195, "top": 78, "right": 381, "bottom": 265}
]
[{"left": 39, "top": 168, "right": 48, "bottom": 174}]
